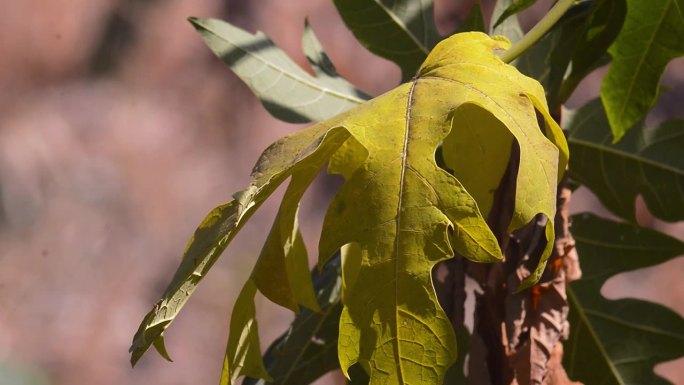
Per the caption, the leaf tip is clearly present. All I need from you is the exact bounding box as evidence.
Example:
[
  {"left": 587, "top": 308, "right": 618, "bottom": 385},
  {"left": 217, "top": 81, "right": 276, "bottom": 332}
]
[
  {"left": 187, "top": 16, "right": 201, "bottom": 26},
  {"left": 153, "top": 335, "right": 174, "bottom": 362}
]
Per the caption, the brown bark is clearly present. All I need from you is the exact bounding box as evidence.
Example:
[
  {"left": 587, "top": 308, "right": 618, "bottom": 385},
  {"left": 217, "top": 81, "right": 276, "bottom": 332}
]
[{"left": 461, "top": 182, "right": 582, "bottom": 385}]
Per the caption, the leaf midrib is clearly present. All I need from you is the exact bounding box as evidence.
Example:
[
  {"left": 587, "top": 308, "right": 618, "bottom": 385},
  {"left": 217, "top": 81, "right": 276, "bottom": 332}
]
[
  {"left": 280, "top": 301, "right": 339, "bottom": 383},
  {"left": 391, "top": 76, "right": 419, "bottom": 384},
  {"left": 583, "top": 308, "right": 684, "bottom": 341},
  {"left": 573, "top": 234, "right": 684, "bottom": 252},
  {"left": 197, "top": 22, "right": 366, "bottom": 106},
  {"left": 568, "top": 137, "right": 684, "bottom": 176},
  {"left": 567, "top": 287, "right": 624, "bottom": 384}
]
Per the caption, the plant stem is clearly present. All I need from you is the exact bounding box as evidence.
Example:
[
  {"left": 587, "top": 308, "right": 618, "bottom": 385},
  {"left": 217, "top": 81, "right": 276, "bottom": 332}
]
[{"left": 499, "top": 0, "right": 576, "bottom": 64}]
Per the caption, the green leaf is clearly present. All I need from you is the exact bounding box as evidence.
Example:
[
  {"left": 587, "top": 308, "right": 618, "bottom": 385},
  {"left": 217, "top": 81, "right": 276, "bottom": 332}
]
[
  {"left": 600, "top": 0, "right": 684, "bottom": 141},
  {"left": 493, "top": 0, "right": 538, "bottom": 29},
  {"left": 555, "top": 0, "right": 626, "bottom": 107},
  {"left": 188, "top": 17, "right": 367, "bottom": 123},
  {"left": 302, "top": 20, "right": 372, "bottom": 102},
  {"left": 332, "top": 0, "right": 441, "bottom": 82},
  {"left": 456, "top": 1, "right": 486, "bottom": 33},
  {"left": 490, "top": 0, "right": 524, "bottom": 43},
  {"left": 129, "top": 120, "right": 353, "bottom": 367},
  {"left": 222, "top": 280, "right": 272, "bottom": 384},
  {"left": 131, "top": 32, "right": 567, "bottom": 385},
  {"left": 515, "top": 0, "right": 626, "bottom": 110},
  {"left": 565, "top": 213, "right": 684, "bottom": 385},
  {"left": 243, "top": 256, "right": 343, "bottom": 385},
  {"left": 566, "top": 98, "right": 684, "bottom": 222}
]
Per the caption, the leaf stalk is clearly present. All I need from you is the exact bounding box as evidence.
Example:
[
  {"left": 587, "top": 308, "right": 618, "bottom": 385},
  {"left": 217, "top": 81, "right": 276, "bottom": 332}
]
[{"left": 499, "top": 0, "right": 576, "bottom": 63}]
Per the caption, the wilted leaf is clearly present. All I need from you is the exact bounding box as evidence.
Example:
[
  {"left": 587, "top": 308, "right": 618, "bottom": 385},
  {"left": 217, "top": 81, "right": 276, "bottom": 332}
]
[
  {"left": 188, "top": 17, "right": 367, "bottom": 123},
  {"left": 332, "top": 0, "right": 441, "bottom": 81},
  {"left": 317, "top": 33, "right": 565, "bottom": 383},
  {"left": 600, "top": 0, "right": 684, "bottom": 141},
  {"left": 493, "top": 0, "right": 538, "bottom": 29},
  {"left": 566, "top": 98, "right": 684, "bottom": 222},
  {"left": 130, "top": 121, "right": 353, "bottom": 368},
  {"left": 131, "top": 32, "right": 567, "bottom": 385},
  {"left": 565, "top": 213, "right": 684, "bottom": 384},
  {"left": 243, "top": 256, "right": 343, "bottom": 385}
]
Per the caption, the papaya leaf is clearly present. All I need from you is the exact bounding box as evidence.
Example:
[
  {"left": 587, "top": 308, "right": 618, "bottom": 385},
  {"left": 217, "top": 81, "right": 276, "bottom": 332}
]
[
  {"left": 332, "top": 0, "right": 441, "bottom": 82},
  {"left": 600, "top": 0, "right": 684, "bottom": 141},
  {"left": 316, "top": 33, "right": 565, "bottom": 383},
  {"left": 493, "top": 0, "right": 538, "bottom": 29},
  {"left": 188, "top": 17, "right": 367, "bottom": 123},
  {"left": 565, "top": 213, "right": 684, "bottom": 385},
  {"left": 131, "top": 32, "right": 567, "bottom": 385},
  {"left": 130, "top": 120, "right": 353, "bottom": 367},
  {"left": 243, "top": 256, "right": 343, "bottom": 385},
  {"left": 566, "top": 98, "right": 684, "bottom": 222}
]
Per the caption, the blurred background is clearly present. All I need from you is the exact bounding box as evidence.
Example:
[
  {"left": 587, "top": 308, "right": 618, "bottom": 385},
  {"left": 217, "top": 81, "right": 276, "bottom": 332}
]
[{"left": 0, "top": 1, "right": 681, "bottom": 384}]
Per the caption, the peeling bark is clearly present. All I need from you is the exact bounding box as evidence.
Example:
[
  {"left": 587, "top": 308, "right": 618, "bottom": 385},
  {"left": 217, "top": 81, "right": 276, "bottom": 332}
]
[{"left": 459, "top": 128, "right": 582, "bottom": 385}]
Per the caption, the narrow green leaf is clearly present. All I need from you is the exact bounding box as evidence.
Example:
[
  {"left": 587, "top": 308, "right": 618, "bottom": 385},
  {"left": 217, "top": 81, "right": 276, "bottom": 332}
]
[
  {"left": 514, "top": 23, "right": 557, "bottom": 91},
  {"left": 332, "top": 0, "right": 441, "bottom": 82},
  {"left": 456, "top": 1, "right": 486, "bottom": 33},
  {"left": 515, "top": 0, "right": 626, "bottom": 110},
  {"left": 493, "top": 0, "right": 538, "bottom": 29},
  {"left": 555, "top": 0, "right": 626, "bottom": 107},
  {"left": 490, "top": 0, "right": 524, "bottom": 43},
  {"left": 243, "top": 257, "right": 343, "bottom": 385},
  {"left": 302, "top": 20, "right": 372, "bottom": 101},
  {"left": 188, "top": 17, "right": 366, "bottom": 123},
  {"left": 600, "top": 0, "right": 684, "bottom": 141},
  {"left": 565, "top": 213, "right": 684, "bottom": 385},
  {"left": 566, "top": 98, "right": 684, "bottom": 222}
]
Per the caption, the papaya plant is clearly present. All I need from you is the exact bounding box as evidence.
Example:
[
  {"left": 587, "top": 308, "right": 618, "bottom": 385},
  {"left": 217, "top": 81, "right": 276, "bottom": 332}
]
[{"left": 130, "top": 0, "right": 684, "bottom": 384}]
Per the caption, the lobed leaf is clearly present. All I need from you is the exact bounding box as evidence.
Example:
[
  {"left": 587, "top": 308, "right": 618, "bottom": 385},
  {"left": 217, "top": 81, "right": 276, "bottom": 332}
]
[
  {"left": 317, "top": 33, "right": 565, "bottom": 383},
  {"left": 332, "top": 0, "right": 441, "bottom": 82},
  {"left": 566, "top": 98, "right": 684, "bottom": 222},
  {"left": 189, "top": 17, "right": 368, "bottom": 123},
  {"left": 131, "top": 32, "right": 567, "bottom": 385},
  {"left": 565, "top": 213, "right": 684, "bottom": 384},
  {"left": 600, "top": 0, "right": 684, "bottom": 141},
  {"left": 129, "top": 115, "right": 353, "bottom": 368}
]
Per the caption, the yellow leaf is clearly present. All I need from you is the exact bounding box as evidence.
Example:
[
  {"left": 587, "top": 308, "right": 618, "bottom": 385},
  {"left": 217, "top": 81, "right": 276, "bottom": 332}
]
[{"left": 131, "top": 31, "right": 567, "bottom": 385}]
